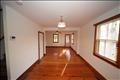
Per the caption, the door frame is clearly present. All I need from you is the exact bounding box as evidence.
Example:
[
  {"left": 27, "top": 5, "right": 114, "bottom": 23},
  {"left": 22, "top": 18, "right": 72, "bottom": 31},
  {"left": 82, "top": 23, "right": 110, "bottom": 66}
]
[
  {"left": 38, "top": 31, "right": 44, "bottom": 60},
  {"left": 65, "top": 34, "right": 71, "bottom": 46}
]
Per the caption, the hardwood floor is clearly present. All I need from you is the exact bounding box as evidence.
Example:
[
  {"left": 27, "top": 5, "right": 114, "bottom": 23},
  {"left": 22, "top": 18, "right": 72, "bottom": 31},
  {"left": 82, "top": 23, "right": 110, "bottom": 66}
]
[{"left": 24, "top": 47, "right": 97, "bottom": 80}]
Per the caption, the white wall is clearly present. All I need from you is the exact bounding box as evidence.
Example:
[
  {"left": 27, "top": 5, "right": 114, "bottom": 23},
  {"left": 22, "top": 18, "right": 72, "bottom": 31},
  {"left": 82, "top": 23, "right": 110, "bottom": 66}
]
[
  {"left": 119, "top": 70, "right": 120, "bottom": 79},
  {"left": 3, "top": 5, "right": 43, "bottom": 80},
  {"left": 79, "top": 7, "right": 120, "bottom": 80}
]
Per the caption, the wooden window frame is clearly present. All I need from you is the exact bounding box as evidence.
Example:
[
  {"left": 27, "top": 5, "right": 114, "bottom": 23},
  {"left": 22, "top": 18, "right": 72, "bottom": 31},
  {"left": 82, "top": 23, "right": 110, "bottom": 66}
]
[
  {"left": 93, "top": 14, "right": 120, "bottom": 68},
  {"left": 53, "top": 34, "right": 59, "bottom": 43}
]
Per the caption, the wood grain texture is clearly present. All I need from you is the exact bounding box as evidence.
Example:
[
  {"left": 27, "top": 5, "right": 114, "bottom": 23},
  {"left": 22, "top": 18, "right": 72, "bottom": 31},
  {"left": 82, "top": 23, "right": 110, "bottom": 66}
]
[
  {"left": 76, "top": 54, "right": 106, "bottom": 80},
  {"left": 19, "top": 47, "right": 97, "bottom": 80}
]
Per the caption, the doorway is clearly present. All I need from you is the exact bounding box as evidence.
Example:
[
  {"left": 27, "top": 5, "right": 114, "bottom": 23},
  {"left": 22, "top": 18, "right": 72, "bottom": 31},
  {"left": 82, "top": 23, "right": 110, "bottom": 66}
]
[
  {"left": 0, "top": 3, "right": 8, "bottom": 80},
  {"left": 65, "top": 34, "right": 71, "bottom": 47},
  {"left": 38, "top": 32, "right": 44, "bottom": 60}
]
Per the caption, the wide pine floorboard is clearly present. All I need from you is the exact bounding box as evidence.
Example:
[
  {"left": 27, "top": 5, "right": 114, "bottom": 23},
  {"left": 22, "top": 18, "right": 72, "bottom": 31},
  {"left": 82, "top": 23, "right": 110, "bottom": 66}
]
[{"left": 25, "top": 47, "right": 97, "bottom": 80}]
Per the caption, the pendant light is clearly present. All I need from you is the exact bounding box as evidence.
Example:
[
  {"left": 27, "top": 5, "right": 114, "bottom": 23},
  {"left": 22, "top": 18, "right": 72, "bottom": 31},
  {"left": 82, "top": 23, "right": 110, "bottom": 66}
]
[{"left": 57, "top": 16, "right": 66, "bottom": 28}]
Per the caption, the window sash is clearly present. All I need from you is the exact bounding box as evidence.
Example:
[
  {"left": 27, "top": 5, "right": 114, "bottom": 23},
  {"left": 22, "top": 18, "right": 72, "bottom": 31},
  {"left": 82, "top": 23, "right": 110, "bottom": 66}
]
[
  {"left": 96, "top": 19, "right": 119, "bottom": 41},
  {"left": 96, "top": 40, "right": 117, "bottom": 61},
  {"left": 53, "top": 34, "right": 59, "bottom": 43}
]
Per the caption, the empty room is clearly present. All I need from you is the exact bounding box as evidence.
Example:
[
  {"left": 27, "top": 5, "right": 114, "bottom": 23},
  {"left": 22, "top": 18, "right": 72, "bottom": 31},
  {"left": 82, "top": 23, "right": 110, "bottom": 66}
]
[{"left": 0, "top": 0, "right": 120, "bottom": 80}]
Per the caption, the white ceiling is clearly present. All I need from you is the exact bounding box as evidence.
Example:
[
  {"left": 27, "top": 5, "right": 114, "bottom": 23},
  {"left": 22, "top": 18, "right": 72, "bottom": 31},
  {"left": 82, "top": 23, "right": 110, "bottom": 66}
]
[{"left": 4, "top": 1, "right": 119, "bottom": 28}]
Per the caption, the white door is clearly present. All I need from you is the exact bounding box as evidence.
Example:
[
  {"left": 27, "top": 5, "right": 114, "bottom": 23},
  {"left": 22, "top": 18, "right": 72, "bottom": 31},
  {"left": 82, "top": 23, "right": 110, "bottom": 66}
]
[
  {"left": 65, "top": 34, "right": 71, "bottom": 47},
  {"left": 38, "top": 32, "right": 44, "bottom": 59}
]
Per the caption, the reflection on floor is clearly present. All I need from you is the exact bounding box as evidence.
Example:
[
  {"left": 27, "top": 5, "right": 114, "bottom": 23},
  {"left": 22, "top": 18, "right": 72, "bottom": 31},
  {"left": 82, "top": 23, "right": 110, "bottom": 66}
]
[{"left": 24, "top": 47, "right": 97, "bottom": 80}]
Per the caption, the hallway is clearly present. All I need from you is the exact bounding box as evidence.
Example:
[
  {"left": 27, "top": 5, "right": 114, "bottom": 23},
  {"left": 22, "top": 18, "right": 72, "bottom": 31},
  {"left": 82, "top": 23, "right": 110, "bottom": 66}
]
[
  {"left": 1, "top": 1, "right": 120, "bottom": 80},
  {"left": 23, "top": 47, "right": 96, "bottom": 80}
]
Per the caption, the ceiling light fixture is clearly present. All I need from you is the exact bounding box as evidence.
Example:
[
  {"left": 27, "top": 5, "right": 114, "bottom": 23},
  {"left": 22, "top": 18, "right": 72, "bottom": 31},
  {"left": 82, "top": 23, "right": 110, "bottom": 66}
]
[
  {"left": 57, "top": 16, "right": 66, "bottom": 28},
  {"left": 16, "top": 0, "right": 23, "bottom": 6}
]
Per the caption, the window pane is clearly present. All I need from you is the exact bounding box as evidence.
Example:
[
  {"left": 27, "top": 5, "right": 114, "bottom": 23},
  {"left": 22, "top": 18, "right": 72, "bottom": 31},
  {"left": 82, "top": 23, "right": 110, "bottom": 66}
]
[
  {"left": 54, "top": 39, "right": 57, "bottom": 42},
  {"left": 53, "top": 34, "right": 59, "bottom": 43},
  {"left": 98, "top": 41, "right": 105, "bottom": 56},
  {"left": 105, "top": 41, "right": 117, "bottom": 61},
  {"left": 108, "top": 20, "right": 120, "bottom": 40},
  {"left": 98, "top": 24, "right": 108, "bottom": 39}
]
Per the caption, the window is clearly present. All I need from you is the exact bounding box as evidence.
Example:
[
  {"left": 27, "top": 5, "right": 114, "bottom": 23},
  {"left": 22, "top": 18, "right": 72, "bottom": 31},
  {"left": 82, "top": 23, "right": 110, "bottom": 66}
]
[
  {"left": 93, "top": 14, "right": 120, "bottom": 68},
  {"left": 71, "top": 33, "right": 74, "bottom": 44},
  {"left": 53, "top": 34, "right": 59, "bottom": 43}
]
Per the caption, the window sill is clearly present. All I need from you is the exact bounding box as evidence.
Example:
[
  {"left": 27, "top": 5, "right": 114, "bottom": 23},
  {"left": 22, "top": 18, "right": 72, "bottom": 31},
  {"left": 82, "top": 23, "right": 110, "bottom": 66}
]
[{"left": 93, "top": 53, "right": 120, "bottom": 68}]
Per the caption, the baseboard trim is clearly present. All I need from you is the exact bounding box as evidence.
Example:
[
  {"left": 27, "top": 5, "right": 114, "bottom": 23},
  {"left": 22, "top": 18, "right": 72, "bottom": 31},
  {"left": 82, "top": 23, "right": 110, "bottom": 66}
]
[
  {"left": 69, "top": 47, "right": 106, "bottom": 80},
  {"left": 70, "top": 47, "right": 77, "bottom": 53},
  {"left": 46, "top": 46, "right": 70, "bottom": 48},
  {"left": 16, "top": 60, "right": 39, "bottom": 80},
  {"left": 76, "top": 54, "right": 106, "bottom": 80}
]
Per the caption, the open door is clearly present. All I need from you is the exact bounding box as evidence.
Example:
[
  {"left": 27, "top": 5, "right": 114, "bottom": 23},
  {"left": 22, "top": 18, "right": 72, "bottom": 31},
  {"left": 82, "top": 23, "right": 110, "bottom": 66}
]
[
  {"left": 38, "top": 32, "right": 44, "bottom": 60},
  {"left": 65, "top": 34, "right": 71, "bottom": 47}
]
